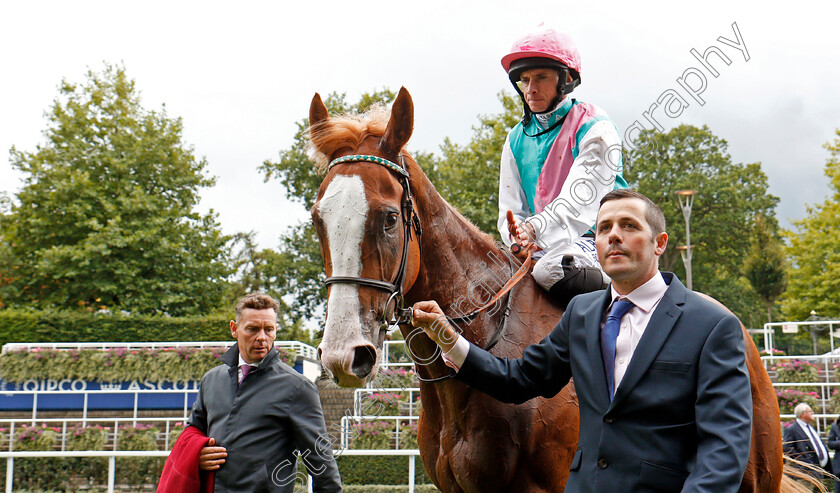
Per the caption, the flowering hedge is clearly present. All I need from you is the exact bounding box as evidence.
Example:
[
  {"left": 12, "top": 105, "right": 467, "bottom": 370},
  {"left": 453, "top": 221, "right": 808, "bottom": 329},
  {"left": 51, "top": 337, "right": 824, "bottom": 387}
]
[
  {"left": 372, "top": 368, "right": 417, "bottom": 389},
  {"left": 361, "top": 392, "right": 405, "bottom": 417},
  {"left": 13, "top": 423, "right": 60, "bottom": 451},
  {"left": 168, "top": 422, "right": 185, "bottom": 449},
  {"left": 398, "top": 420, "right": 418, "bottom": 449},
  {"left": 760, "top": 348, "right": 786, "bottom": 357},
  {"left": 0, "top": 346, "right": 296, "bottom": 383},
  {"left": 773, "top": 359, "right": 821, "bottom": 383},
  {"left": 66, "top": 423, "right": 109, "bottom": 451},
  {"left": 351, "top": 420, "right": 393, "bottom": 449},
  {"left": 776, "top": 388, "right": 820, "bottom": 414}
]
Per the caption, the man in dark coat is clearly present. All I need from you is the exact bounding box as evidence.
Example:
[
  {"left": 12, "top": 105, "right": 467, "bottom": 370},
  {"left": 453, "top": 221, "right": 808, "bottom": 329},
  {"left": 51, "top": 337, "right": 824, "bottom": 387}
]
[
  {"left": 411, "top": 189, "right": 752, "bottom": 492},
  {"left": 188, "top": 293, "right": 342, "bottom": 492},
  {"left": 784, "top": 403, "right": 831, "bottom": 491}
]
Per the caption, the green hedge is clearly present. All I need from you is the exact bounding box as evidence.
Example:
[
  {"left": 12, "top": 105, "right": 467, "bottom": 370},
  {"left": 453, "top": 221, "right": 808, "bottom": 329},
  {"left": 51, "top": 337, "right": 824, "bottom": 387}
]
[
  {"left": 337, "top": 455, "right": 433, "bottom": 485},
  {"left": 0, "top": 309, "right": 233, "bottom": 346}
]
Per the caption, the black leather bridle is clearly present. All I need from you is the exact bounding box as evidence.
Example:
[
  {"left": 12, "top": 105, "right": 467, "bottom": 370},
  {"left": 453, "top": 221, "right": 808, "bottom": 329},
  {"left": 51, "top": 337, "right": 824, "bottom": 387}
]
[{"left": 323, "top": 154, "right": 422, "bottom": 328}]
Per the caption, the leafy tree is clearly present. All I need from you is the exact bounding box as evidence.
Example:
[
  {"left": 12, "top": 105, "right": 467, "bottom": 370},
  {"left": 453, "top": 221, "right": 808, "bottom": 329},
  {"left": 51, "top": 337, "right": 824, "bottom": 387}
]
[
  {"left": 783, "top": 129, "right": 840, "bottom": 320},
  {"left": 426, "top": 91, "right": 520, "bottom": 235},
  {"left": 743, "top": 215, "right": 787, "bottom": 323},
  {"left": 625, "top": 124, "right": 779, "bottom": 328},
  {"left": 0, "top": 64, "right": 230, "bottom": 316}
]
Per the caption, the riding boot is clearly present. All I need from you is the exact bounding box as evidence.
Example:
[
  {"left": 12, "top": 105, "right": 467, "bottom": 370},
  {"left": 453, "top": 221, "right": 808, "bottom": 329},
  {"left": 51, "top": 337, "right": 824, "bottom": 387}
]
[{"left": 548, "top": 256, "right": 609, "bottom": 309}]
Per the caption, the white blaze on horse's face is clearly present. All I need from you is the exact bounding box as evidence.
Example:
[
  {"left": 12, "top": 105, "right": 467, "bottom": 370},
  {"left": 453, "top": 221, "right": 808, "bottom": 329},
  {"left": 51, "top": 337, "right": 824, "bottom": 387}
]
[{"left": 316, "top": 174, "right": 379, "bottom": 387}]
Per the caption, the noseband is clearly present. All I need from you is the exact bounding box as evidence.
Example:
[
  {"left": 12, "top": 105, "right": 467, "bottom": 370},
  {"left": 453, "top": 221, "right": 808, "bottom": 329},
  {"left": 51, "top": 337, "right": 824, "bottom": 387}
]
[{"left": 323, "top": 154, "right": 422, "bottom": 327}]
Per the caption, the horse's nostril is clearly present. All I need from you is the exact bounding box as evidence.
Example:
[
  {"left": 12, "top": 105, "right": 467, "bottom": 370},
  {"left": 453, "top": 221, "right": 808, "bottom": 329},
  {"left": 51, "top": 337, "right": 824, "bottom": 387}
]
[{"left": 351, "top": 346, "right": 376, "bottom": 379}]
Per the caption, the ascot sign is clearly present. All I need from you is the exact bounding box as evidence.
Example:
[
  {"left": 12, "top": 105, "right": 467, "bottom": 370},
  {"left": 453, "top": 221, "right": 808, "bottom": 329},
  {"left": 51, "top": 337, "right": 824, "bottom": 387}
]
[{"left": 0, "top": 378, "right": 201, "bottom": 411}]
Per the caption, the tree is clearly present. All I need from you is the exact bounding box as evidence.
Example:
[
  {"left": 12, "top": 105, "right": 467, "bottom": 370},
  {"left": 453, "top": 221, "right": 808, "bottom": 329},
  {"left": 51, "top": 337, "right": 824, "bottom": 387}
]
[
  {"left": 625, "top": 124, "right": 780, "bottom": 328},
  {"left": 426, "top": 91, "right": 520, "bottom": 235},
  {"left": 783, "top": 129, "right": 840, "bottom": 320},
  {"left": 743, "top": 215, "right": 787, "bottom": 324},
  {"left": 0, "top": 64, "right": 230, "bottom": 316}
]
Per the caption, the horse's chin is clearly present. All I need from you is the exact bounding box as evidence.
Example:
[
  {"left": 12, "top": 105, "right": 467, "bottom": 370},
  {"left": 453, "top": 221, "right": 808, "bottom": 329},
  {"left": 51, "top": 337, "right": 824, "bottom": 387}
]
[{"left": 330, "top": 361, "right": 380, "bottom": 388}]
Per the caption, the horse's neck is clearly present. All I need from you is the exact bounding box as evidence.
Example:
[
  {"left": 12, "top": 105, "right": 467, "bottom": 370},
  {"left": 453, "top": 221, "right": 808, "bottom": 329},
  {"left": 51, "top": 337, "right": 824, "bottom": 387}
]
[{"left": 405, "top": 168, "right": 512, "bottom": 342}]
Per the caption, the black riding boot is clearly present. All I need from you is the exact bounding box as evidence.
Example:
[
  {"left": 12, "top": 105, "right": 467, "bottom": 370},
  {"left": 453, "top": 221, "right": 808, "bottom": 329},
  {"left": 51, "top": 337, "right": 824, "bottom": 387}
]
[{"left": 547, "top": 256, "right": 609, "bottom": 309}]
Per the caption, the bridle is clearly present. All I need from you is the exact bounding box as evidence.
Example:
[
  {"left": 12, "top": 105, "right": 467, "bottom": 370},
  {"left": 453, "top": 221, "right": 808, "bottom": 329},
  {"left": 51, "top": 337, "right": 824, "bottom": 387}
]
[
  {"left": 322, "top": 153, "right": 534, "bottom": 383},
  {"left": 323, "top": 154, "right": 422, "bottom": 328}
]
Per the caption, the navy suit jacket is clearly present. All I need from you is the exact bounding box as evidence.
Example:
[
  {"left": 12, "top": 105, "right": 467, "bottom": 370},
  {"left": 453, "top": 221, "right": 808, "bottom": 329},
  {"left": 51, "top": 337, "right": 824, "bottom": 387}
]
[{"left": 457, "top": 273, "right": 752, "bottom": 493}]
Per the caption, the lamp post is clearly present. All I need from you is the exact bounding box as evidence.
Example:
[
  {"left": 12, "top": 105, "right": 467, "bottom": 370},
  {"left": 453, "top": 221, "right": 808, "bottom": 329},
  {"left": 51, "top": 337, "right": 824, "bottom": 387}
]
[
  {"left": 808, "top": 310, "right": 821, "bottom": 355},
  {"left": 675, "top": 190, "right": 697, "bottom": 290}
]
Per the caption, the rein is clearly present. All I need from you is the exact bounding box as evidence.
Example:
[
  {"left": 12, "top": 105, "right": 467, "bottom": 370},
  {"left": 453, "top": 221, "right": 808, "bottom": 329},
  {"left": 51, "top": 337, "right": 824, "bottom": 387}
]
[{"left": 415, "top": 250, "right": 532, "bottom": 383}]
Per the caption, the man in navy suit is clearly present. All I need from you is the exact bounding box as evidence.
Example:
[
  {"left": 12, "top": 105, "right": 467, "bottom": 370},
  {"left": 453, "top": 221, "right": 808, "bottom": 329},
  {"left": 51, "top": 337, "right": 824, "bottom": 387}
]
[
  {"left": 411, "top": 189, "right": 752, "bottom": 492},
  {"left": 783, "top": 403, "right": 831, "bottom": 490}
]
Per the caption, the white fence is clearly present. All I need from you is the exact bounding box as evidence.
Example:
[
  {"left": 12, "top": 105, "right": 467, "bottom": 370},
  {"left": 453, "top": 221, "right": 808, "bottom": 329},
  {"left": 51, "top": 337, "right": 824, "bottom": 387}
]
[
  {"left": 760, "top": 320, "right": 840, "bottom": 355},
  {"left": 1, "top": 340, "right": 320, "bottom": 361},
  {"left": 0, "top": 449, "right": 422, "bottom": 493}
]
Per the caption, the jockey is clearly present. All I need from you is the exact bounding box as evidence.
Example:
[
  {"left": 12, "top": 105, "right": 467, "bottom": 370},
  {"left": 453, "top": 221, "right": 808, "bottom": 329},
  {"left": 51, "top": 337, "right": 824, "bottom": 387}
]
[{"left": 498, "top": 25, "right": 628, "bottom": 307}]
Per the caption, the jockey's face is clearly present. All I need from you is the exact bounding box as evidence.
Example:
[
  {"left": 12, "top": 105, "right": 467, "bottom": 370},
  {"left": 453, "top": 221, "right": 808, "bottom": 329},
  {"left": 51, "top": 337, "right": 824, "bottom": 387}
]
[{"left": 517, "top": 68, "right": 560, "bottom": 113}]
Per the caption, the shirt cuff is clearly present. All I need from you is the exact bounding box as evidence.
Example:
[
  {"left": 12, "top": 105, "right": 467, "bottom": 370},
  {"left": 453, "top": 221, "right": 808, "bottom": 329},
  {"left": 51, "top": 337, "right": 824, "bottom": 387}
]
[{"left": 441, "top": 335, "right": 470, "bottom": 372}]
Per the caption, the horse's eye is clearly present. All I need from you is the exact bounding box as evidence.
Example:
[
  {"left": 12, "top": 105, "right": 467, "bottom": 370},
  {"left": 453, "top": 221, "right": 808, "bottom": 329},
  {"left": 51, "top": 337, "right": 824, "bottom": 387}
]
[{"left": 384, "top": 212, "right": 399, "bottom": 231}]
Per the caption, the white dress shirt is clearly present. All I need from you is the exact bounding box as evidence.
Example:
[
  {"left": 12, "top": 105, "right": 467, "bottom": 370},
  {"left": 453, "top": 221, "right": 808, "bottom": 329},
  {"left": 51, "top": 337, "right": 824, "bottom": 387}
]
[
  {"left": 237, "top": 354, "right": 260, "bottom": 382},
  {"left": 442, "top": 272, "right": 669, "bottom": 383},
  {"left": 608, "top": 273, "right": 668, "bottom": 390}
]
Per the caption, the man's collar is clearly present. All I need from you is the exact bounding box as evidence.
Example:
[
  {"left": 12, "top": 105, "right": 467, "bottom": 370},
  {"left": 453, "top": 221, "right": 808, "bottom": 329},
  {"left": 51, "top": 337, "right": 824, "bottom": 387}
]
[
  {"left": 221, "top": 343, "right": 277, "bottom": 368},
  {"left": 238, "top": 354, "right": 261, "bottom": 367},
  {"left": 610, "top": 272, "right": 668, "bottom": 313},
  {"left": 534, "top": 97, "right": 573, "bottom": 128}
]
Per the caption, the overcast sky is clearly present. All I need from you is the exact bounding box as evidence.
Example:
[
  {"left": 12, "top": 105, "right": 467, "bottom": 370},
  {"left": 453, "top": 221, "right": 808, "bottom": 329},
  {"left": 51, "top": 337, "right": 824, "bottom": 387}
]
[{"left": 2, "top": 1, "right": 838, "bottom": 248}]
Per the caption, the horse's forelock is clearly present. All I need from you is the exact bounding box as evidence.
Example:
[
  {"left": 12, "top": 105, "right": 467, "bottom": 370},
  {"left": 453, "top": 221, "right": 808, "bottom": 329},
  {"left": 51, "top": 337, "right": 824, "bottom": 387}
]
[{"left": 308, "top": 104, "right": 392, "bottom": 173}]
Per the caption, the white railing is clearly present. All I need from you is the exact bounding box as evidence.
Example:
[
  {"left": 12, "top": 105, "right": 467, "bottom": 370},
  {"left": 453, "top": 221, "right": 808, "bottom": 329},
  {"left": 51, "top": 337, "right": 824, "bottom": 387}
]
[
  {"left": 2, "top": 341, "right": 229, "bottom": 352},
  {"left": 0, "top": 386, "right": 197, "bottom": 422},
  {"left": 353, "top": 387, "right": 421, "bottom": 418},
  {"left": 381, "top": 340, "right": 413, "bottom": 368},
  {"left": 0, "top": 449, "right": 422, "bottom": 493},
  {"left": 277, "top": 341, "right": 319, "bottom": 361},
  {"left": 340, "top": 414, "right": 420, "bottom": 451},
  {"left": 0, "top": 417, "right": 187, "bottom": 451},
  {"left": 760, "top": 320, "right": 840, "bottom": 356},
  {"left": 1, "top": 340, "right": 320, "bottom": 361}
]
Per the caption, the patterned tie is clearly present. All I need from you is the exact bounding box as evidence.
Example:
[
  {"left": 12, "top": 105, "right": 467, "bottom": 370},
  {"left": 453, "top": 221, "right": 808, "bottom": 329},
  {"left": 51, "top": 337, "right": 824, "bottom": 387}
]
[
  {"left": 805, "top": 423, "right": 825, "bottom": 462},
  {"left": 601, "top": 299, "right": 635, "bottom": 401},
  {"left": 239, "top": 364, "right": 255, "bottom": 386}
]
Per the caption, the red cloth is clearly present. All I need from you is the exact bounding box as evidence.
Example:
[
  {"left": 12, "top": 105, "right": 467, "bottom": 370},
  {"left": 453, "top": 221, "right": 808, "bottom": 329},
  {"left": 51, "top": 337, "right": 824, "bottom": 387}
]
[{"left": 157, "top": 426, "right": 215, "bottom": 493}]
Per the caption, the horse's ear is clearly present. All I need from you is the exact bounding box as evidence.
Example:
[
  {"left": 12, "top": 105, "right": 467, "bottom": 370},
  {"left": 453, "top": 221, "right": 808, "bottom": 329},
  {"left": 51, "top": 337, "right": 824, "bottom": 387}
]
[
  {"left": 310, "top": 93, "right": 329, "bottom": 127},
  {"left": 381, "top": 87, "right": 414, "bottom": 155}
]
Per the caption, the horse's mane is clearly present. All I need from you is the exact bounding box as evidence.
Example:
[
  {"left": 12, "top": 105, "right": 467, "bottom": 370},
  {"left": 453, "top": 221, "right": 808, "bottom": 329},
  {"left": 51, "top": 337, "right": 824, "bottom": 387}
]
[{"left": 309, "top": 104, "right": 392, "bottom": 173}]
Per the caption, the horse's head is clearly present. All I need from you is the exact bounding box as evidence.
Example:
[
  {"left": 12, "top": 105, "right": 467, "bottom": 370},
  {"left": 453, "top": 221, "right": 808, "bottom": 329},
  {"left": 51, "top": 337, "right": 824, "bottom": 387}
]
[{"left": 309, "top": 88, "right": 422, "bottom": 387}]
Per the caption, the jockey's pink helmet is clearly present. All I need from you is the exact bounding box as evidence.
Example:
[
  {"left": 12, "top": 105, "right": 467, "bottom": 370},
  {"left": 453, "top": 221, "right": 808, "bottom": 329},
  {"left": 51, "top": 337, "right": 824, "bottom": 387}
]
[{"left": 501, "top": 26, "right": 582, "bottom": 79}]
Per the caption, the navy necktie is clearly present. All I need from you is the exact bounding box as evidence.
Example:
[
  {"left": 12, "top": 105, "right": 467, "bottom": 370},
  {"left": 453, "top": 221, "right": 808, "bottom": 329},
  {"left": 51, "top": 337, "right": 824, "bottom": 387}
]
[
  {"left": 805, "top": 423, "right": 825, "bottom": 462},
  {"left": 601, "top": 299, "right": 635, "bottom": 401}
]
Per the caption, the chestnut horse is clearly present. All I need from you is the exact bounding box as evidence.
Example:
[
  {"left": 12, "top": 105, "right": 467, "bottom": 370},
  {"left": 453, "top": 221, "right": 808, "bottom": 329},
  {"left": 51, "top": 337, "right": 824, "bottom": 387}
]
[{"left": 309, "top": 87, "right": 794, "bottom": 492}]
